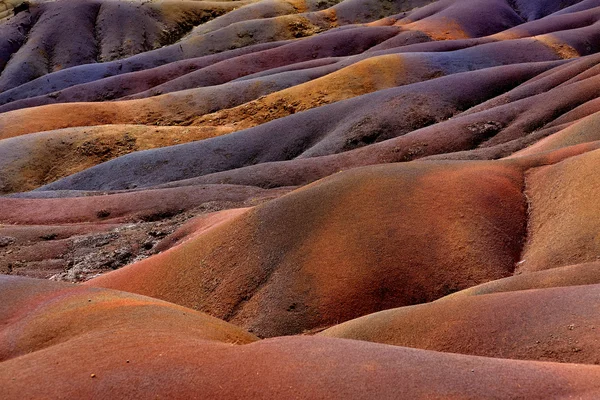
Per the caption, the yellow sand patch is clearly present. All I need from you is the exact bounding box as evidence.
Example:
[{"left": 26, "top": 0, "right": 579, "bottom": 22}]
[
  {"left": 193, "top": 54, "right": 438, "bottom": 131},
  {"left": 535, "top": 34, "right": 580, "bottom": 59},
  {"left": 403, "top": 16, "right": 471, "bottom": 40},
  {"left": 4, "top": 125, "right": 233, "bottom": 193},
  {"left": 285, "top": 0, "right": 308, "bottom": 13},
  {"left": 489, "top": 29, "right": 529, "bottom": 41}
]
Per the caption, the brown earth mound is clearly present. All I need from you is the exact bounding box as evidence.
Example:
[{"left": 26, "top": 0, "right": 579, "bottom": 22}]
[
  {"left": 88, "top": 160, "right": 527, "bottom": 337},
  {"left": 3, "top": 277, "right": 600, "bottom": 399}
]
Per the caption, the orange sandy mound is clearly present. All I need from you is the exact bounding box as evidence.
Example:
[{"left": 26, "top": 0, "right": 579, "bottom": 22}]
[
  {"left": 0, "top": 275, "right": 257, "bottom": 363},
  {"left": 448, "top": 260, "right": 600, "bottom": 297},
  {"left": 5, "top": 332, "right": 600, "bottom": 399},
  {"left": 2, "top": 276, "right": 600, "bottom": 399},
  {"left": 512, "top": 111, "right": 600, "bottom": 157},
  {"left": 152, "top": 207, "right": 252, "bottom": 252},
  {"left": 321, "top": 281, "right": 600, "bottom": 364},
  {"left": 519, "top": 148, "right": 600, "bottom": 272}
]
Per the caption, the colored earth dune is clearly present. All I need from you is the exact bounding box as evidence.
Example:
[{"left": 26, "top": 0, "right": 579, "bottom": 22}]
[{"left": 4, "top": 0, "right": 600, "bottom": 397}]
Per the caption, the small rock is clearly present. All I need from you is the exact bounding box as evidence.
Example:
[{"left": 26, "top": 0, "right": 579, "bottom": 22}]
[
  {"left": 96, "top": 209, "right": 111, "bottom": 218},
  {"left": 0, "top": 236, "right": 16, "bottom": 247}
]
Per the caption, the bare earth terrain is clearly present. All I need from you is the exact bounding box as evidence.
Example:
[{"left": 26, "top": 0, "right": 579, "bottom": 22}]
[{"left": 4, "top": 0, "right": 600, "bottom": 398}]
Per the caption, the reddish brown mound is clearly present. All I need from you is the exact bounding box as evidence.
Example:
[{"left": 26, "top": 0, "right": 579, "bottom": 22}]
[
  {"left": 321, "top": 282, "right": 600, "bottom": 364},
  {"left": 6, "top": 277, "right": 600, "bottom": 399},
  {"left": 0, "top": 184, "right": 286, "bottom": 225},
  {"left": 448, "top": 261, "right": 600, "bottom": 297},
  {"left": 519, "top": 148, "right": 600, "bottom": 272},
  {"left": 0, "top": 183, "right": 288, "bottom": 281},
  {"left": 0, "top": 275, "right": 257, "bottom": 363},
  {"left": 2, "top": 320, "right": 600, "bottom": 398},
  {"left": 152, "top": 207, "right": 252, "bottom": 253},
  {"left": 0, "top": 206, "right": 262, "bottom": 281},
  {"left": 511, "top": 111, "right": 600, "bottom": 157},
  {"left": 88, "top": 161, "right": 527, "bottom": 337}
]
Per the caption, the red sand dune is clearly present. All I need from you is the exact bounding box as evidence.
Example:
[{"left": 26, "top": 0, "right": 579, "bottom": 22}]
[
  {"left": 519, "top": 147, "right": 600, "bottom": 272},
  {"left": 0, "top": 276, "right": 257, "bottom": 360},
  {"left": 448, "top": 260, "right": 600, "bottom": 296},
  {"left": 87, "top": 161, "right": 528, "bottom": 337},
  {"left": 4, "top": 276, "right": 600, "bottom": 399},
  {"left": 321, "top": 281, "right": 600, "bottom": 364}
]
